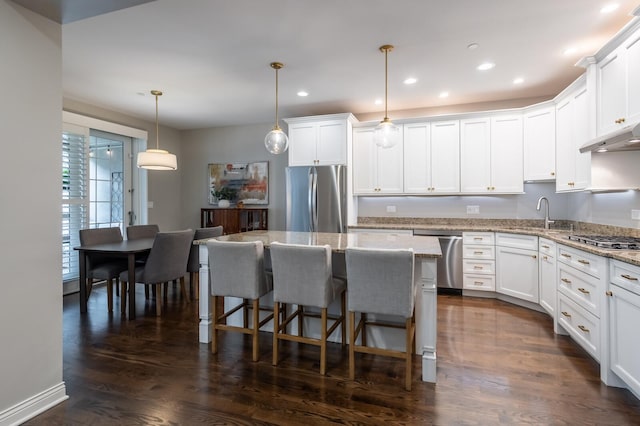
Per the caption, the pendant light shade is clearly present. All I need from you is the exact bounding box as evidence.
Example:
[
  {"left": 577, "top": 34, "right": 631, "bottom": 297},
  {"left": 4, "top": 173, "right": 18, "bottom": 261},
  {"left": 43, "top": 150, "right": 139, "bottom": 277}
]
[
  {"left": 137, "top": 90, "right": 177, "bottom": 170},
  {"left": 374, "top": 45, "right": 400, "bottom": 149},
  {"left": 264, "top": 62, "right": 289, "bottom": 154}
]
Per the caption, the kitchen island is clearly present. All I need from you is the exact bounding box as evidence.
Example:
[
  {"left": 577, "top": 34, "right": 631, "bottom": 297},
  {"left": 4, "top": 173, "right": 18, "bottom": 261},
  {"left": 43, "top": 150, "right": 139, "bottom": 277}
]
[{"left": 196, "top": 230, "right": 441, "bottom": 383}]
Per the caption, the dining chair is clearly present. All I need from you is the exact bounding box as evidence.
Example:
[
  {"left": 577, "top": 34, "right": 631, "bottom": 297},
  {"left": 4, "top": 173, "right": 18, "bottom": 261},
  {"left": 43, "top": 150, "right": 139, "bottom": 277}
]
[
  {"left": 207, "top": 239, "right": 273, "bottom": 361},
  {"left": 126, "top": 224, "right": 160, "bottom": 240},
  {"left": 187, "top": 226, "right": 223, "bottom": 300},
  {"left": 119, "top": 229, "right": 194, "bottom": 316},
  {"left": 78, "top": 227, "right": 128, "bottom": 313},
  {"left": 345, "top": 247, "right": 415, "bottom": 391},
  {"left": 270, "top": 242, "right": 346, "bottom": 375}
]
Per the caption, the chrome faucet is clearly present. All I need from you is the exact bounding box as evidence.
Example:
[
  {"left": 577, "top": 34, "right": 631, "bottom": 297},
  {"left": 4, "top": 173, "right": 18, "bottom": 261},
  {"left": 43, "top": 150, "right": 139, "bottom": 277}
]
[{"left": 536, "top": 196, "right": 555, "bottom": 230}]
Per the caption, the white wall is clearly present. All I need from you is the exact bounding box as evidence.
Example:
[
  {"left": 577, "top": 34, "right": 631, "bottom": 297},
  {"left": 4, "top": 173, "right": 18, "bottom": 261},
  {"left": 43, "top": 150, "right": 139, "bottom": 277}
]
[
  {"left": 179, "top": 124, "right": 288, "bottom": 231},
  {"left": 0, "top": 2, "right": 67, "bottom": 423},
  {"left": 63, "top": 99, "right": 183, "bottom": 232}
]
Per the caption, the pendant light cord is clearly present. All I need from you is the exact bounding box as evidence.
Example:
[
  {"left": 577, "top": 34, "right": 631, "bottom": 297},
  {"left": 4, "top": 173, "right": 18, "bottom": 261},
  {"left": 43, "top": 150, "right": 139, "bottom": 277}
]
[
  {"left": 275, "top": 66, "right": 279, "bottom": 130},
  {"left": 384, "top": 47, "right": 389, "bottom": 121},
  {"left": 155, "top": 92, "right": 160, "bottom": 150}
]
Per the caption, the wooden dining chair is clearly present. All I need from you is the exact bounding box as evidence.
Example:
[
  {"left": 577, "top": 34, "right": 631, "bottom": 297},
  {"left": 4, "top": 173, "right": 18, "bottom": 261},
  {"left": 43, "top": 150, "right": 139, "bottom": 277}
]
[
  {"left": 207, "top": 239, "right": 273, "bottom": 361},
  {"left": 345, "top": 247, "right": 415, "bottom": 390},
  {"left": 187, "top": 226, "right": 223, "bottom": 300},
  {"left": 119, "top": 229, "right": 194, "bottom": 316},
  {"left": 78, "top": 227, "right": 128, "bottom": 313},
  {"left": 270, "top": 242, "right": 346, "bottom": 376}
]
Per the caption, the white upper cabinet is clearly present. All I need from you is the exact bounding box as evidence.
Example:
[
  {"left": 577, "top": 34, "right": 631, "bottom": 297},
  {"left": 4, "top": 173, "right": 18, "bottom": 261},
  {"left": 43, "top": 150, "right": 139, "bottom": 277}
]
[
  {"left": 352, "top": 126, "right": 404, "bottom": 194},
  {"left": 555, "top": 80, "right": 591, "bottom": 192},
  {"left": 523, "top": 104, "right": 556, "bottom": 181},
  {"left": 285, "top": 113, "right": 355, "bottom": 166},
  {"left": 597, "top": 27, "right": 640, "bottom": 136},
  {"left": 404, "top": 121, "right": 460, "bottom": 194},
  {"left": 460, "top": 114, "right": 523, "bottom": 193}
]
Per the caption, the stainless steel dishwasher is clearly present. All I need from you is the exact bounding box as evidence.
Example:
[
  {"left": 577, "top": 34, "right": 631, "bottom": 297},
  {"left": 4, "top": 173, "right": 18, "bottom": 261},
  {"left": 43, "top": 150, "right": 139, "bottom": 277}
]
[{"left": 413, "top": 230, "right": 463, "bottom": 291}]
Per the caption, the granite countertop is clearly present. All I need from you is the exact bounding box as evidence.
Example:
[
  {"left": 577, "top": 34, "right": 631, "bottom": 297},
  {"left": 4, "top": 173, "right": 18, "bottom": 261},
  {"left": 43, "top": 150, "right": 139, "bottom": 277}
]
[
  {"left": 196, "top": 230, "right": 442, "bottom": 258},
  {"left": 351, "top": 219, "right": 640, "bottom": 267}
]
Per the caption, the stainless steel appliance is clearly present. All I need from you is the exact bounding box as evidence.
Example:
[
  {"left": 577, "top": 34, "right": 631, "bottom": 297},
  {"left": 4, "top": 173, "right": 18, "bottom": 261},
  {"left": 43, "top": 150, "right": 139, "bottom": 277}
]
[
  {"left": 413, "top": 230, "right": 463, "bottom": 290},
  {"left": 568, "top": 235, "right": 640, "bottom": 250},
  {"left": 285, "top": 165, "right": 346, "bottom": 233}
]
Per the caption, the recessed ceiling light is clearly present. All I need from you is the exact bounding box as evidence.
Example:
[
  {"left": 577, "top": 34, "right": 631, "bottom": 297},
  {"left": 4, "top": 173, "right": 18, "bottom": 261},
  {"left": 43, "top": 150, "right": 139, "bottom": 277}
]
[
  {"left": 374, "top": 98, "right": 383, "bottom": 105},
  {"left": 628, "top": 138, "right": 640, "bottom": 144},
  {"left": 600, "top": 3, "right": 619, "bottom": 14},
  {"left": 439, "top": 91, "right": 449, "bottom": 98},
  {"left": 297, "top": 91, "right": 309, "bottom": 97},
  {"left": 404, "top": 77, "right": 418, "bottom": 85},
  {"left": 513, "top": 77, "right": 524, "bottom": 85},
  {"left": 563, "top": 47, "right": 577, "bottom": 56},
  {"left": 477, "top": 62, "right": 495, "bottom": 71},
  {"left": 467, "top": 43, "right": 479, "bottom": 50},
  {"left": 596, "top": 147, "right": 608, "bottom": 153}
]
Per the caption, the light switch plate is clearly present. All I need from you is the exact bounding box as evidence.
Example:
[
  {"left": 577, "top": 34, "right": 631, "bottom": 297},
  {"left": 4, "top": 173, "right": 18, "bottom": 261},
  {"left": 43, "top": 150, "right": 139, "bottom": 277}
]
[
  {"left": 632, "top": 209, "right": 640, "bottom": 220},
  {"left": 386, "top": 205, "right": 396, "bottom": 213}
]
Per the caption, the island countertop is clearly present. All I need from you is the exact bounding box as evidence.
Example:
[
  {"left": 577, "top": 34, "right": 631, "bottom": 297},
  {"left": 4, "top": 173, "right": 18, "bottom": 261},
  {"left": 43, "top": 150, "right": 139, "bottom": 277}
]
[{"left": 199, "top": 230, "right": 442, "bottom": 258}]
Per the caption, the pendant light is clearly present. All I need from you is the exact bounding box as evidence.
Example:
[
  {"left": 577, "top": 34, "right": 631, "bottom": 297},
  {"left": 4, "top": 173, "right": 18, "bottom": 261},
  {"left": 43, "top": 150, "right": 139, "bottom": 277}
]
[
  {"left": 137, "top": 90, "right": 177, "bottom": 170},
  {"left": 373, "top": 45, "right": 401, "bottom": 149},
  {"left": 264, "top": 62, "right": 289, "bottom": 154}
]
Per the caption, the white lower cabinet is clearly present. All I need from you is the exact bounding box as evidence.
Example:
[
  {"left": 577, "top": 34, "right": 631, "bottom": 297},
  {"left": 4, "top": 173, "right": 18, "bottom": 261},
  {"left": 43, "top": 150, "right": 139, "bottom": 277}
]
[
  {"left": 556, "top": 244, "right": 606, "bottom": 362},
  {"left": 608, "top": 259, "right": 640, "bottom": 397},
  {"left": 539, "top": 238, "right": 557, "bottom": 317},
  {"left": 462, "top": 232, "right": 495, "bottom": 291},
  {"left": 495, "top": 233, "right": 539, "bottom": 303}
]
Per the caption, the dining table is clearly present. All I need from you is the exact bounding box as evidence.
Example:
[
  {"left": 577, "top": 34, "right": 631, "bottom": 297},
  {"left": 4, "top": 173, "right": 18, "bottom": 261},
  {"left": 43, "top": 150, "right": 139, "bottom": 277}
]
[
  {"left": 74, "top": 237, "right": 154, "bottom": 319},
  {"left": 194, "top": 230, "right": 442, "bottom": 383}
]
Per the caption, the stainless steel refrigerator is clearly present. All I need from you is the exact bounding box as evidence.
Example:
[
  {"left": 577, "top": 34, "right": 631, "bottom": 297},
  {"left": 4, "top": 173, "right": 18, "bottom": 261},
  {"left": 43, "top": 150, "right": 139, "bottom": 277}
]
[{"left": 285, "top": 165, "right": 347, "bottom": 233}]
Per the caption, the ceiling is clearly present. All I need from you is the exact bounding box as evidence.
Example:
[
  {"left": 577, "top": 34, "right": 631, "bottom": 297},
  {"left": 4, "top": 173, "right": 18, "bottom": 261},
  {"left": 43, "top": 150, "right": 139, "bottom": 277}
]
[{"left": 17, "top": 0, "right": 640, "bottom": 130}]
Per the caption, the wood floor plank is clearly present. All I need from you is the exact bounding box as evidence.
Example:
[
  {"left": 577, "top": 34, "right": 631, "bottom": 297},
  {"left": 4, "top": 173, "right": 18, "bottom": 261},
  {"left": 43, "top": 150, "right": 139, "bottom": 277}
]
[{"left": 24, "top": 288, "right": 640, "bottom": 425}]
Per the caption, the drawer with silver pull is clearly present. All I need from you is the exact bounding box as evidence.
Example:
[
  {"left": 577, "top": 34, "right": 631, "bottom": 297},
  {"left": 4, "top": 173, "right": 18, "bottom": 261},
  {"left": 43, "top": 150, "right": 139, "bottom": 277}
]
[
  {"left": 462, "top": 259, "right": 495, "bottom": 275},
  {"left": 463, "top": 274, "right": 496, "bottom": 291},
  {"left": 610, "top": 259, "right": 640, "bottom": 296},
  {"left": 558, "top": 293, "right": 600, "bottom": 361},
  {"left": 557, "top": 245, "right": 604, "bottom": 278},
  {"left": 558, "top": 262, "right": 601, "bottom": 317},
  {"left": 539, "top": 237, "right": 556, "bottom": 257},
  {"left": 463, "top": 245, "right": 495, "bottom": 259},
  {"left": 463, "top": 232, "right": 494, "bottom": 246}
]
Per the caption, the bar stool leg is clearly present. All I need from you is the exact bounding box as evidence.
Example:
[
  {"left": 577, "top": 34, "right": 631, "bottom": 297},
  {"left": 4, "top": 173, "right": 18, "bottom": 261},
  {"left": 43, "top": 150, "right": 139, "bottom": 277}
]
[
  {"left": 320, "top": 308, "right": 327, "bottom": 375},
  {"left": 252, "top": 298, "right": 260, "bottom": 362},
  {"left": 272, "top": 301, "right": 280, "bottom": 366},
  {"left": 349, "top": 311, "right": 356, "bottom": 380}
]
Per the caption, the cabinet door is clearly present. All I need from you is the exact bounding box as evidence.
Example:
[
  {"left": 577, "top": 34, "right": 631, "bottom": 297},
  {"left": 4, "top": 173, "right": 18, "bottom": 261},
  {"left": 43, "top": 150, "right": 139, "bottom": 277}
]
[
  {"left": 539, "top": 253, "right": 556, "bottom": 317},
  {"left": 524, "top": 106, "right": 556, "bottom": 181},
  {"left": 625, "top": 29, "right": 640, "bottom": 128},
  {"left": 460, "top": 117, "right": 491, "bottom": 193},
  {"left": 572, "top": 87, "right": 591, "bottom": 190},
  {"left": 430, "top": 120, "right": 460, "bottom": 193},
  {"left": 288, "top": 123, "right": 317, "bottom": 166},
  {"left": 403, "top": 122, "right": 431, "bottom": 193},
  {"left": 352, "top": 128, "right": 377, "bottom": 194},
  {"left": 609, "top": 284, "right": 640, "bottom": 397},
  {"left": 555, "top": 97, "right": 575, "bottom": 191},
  {"left": 376, "top": 127, "right": 404, "bottom": 193},
  {"left": 597, "top": 49, "right": 626, "bottom": 136},
  {"left": 490, "top": 115, "right": 523, "bottom": 193},
  {"left": 496, "top": 246, "right": 539, "bottom": 303},
  {"left": 316, "top": 120, "right": 347, "bottom": 165}
]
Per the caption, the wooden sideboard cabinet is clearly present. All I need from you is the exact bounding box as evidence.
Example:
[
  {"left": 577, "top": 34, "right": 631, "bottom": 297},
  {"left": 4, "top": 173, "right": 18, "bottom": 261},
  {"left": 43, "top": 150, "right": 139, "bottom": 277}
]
[{"left": 200, "top": 208, "right": 268, "bottom": 234}]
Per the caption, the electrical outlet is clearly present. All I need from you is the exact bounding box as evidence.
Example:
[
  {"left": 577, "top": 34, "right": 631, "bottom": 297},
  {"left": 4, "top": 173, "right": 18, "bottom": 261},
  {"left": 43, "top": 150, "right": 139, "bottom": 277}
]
[
  {"left": 466, "top": 205, "right": 480, "bottom": 214},
  {"left": 632, "top": 209, "right": 640, "bottom": 220},
  {"left": 386, "top": 205, "right": 396, "bottom": 213}
]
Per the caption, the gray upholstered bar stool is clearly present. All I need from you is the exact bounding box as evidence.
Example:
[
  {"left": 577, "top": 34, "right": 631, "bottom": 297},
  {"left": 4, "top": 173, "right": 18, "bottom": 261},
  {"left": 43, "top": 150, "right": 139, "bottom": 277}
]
[
  {"left": 206, "top": 239, "right": 273, "bottom": 362},
  {"left": 187, "top": 226, "right": 223, "bottom": 300},
  {"left": 270, "top": 242, "right": 346, "bottom": 376},
  {"left": 345, "top": 247, "right": 415, "bottom": 391}
]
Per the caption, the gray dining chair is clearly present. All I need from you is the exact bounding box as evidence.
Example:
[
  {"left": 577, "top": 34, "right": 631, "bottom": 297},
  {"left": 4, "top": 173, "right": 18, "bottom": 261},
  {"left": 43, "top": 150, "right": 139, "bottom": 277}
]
[
  {"left": 207, "top": 239, "right": 273, "bottom": 361},
  {"left": 270, "top": 242, "right": 346, "bottom": 376},
  {"left": 119, "top": 229, "right": 194, "bottom": 316},
  {"left": 79, "top": 227, "right": 128, "bottom": 313},
  {"left": 126, "top": 224, "right": 160, "bottom": 240},
  {"left": 345, "top": 247, "right": 415, "bottom": 391},
  {"left": 187, "top": 226, "right": 223, "bottom": 300}
]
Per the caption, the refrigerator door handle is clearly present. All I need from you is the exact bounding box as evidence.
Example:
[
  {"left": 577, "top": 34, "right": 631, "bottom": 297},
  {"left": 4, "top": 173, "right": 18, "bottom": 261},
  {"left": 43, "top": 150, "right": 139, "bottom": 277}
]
[
  {"left": 307, "top": 168, "right": 314, "bottom": 232},
  {"left": 310, "top": 167, "right": 318, "bottom": 231}
]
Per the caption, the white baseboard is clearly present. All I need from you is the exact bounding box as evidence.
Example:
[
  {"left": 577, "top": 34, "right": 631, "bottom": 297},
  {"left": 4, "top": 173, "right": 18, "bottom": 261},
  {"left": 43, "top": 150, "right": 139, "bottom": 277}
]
[{"left": 0, "top": 382, "right": 68, "bottom": 426}]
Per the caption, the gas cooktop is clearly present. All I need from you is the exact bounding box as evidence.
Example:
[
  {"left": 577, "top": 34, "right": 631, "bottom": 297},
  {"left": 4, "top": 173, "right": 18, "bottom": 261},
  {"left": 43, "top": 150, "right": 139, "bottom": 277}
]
[{"left": 567, "top": 235, "right": 640, "bottom": 250}]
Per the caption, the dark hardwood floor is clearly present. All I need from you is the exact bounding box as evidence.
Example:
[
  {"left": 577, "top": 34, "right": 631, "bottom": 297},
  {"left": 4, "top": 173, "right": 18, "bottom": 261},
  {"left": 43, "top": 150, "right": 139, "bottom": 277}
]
[{"left": 26, "top": 284, "right": 640, "bottom": 425}]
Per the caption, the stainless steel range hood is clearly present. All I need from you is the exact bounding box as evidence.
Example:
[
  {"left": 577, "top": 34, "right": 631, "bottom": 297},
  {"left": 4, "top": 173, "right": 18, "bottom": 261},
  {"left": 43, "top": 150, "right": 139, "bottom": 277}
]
[{"left": 579, "top": 122, "right": 640, "bottom": 153}]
